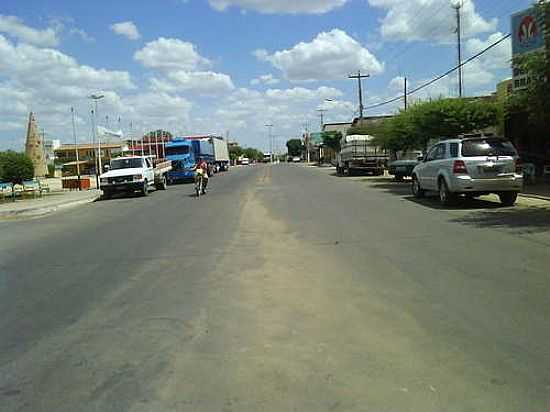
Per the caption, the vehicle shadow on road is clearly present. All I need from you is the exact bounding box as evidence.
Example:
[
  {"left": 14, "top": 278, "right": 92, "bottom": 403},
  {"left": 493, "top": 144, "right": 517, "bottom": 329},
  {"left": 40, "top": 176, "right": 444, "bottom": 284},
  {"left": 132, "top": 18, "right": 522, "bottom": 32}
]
[
  {"left": 366, "top": 179, "right": 508, "bottom": 211},
  {"left": 450, "top": 207, "right": 550, "bottom": 233}
]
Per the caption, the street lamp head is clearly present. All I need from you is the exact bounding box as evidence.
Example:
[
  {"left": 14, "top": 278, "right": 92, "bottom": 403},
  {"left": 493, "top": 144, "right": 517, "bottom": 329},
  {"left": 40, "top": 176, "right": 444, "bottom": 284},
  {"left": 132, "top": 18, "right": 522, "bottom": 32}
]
[{"left": 89, "top": 94, "right": 105, "bottom": 100}]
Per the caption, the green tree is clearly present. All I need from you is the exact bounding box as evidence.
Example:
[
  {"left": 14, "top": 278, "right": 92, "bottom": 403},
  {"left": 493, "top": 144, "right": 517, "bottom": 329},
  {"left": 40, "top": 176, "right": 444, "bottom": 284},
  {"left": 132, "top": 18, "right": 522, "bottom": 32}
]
[
  {"left": 375, "top": 98, "right": 499, "bottom": 152},
  {"left": 286, "top": 139, "right": 304, "bottom": 156},
  {"left": 229, "top": 145, "right": 243, "bottom": 161},
  {"left": 0, "top": 151, "right": 34, "bottom": 186},
  {"left": 243, "top": 148, "right": 263, "bottom": 161},
  {"left": 321, "top": 131, "right": 342, "bottom": 152}
]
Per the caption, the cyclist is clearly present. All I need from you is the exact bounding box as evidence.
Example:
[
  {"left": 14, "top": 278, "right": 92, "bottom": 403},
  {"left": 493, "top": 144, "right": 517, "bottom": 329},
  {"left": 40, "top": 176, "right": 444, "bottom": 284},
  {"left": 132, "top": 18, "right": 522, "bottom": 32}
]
[{"left": 194, "top": 158, "right": 209, "bottom": 193}]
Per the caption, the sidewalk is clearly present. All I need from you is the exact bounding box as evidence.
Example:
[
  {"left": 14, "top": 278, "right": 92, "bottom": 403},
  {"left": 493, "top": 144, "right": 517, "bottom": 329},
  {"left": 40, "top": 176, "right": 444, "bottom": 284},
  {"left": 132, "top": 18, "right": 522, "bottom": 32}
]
[
  {"left": 0, "top": 189, "right": 100, "bottom": 219},
  {"left": 521, "top": 181, "right": 550, "bottom": 201}
]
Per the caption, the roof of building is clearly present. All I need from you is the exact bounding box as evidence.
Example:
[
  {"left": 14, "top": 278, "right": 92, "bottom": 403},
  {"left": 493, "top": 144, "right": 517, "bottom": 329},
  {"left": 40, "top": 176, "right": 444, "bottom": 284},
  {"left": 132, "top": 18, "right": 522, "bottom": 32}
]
[
  {"left": 323, "top": 122, "right": 353, "bottom": 126},
  {"left": 56, "top": 143, "right": 124, "bottom": 151}
]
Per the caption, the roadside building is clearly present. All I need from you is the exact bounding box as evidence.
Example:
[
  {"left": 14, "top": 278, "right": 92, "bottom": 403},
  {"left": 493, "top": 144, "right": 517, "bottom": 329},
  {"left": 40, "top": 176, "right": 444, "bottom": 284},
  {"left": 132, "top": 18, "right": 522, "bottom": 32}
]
[
  {"left": 322, "top": 122, "right": 353, "bottom": 136},
  {"left": 511, "top": 6, "right": 548, "bottom": 91},
  {"left": 55, "top": 143, "right": 125, "bottom": 176},
  {"left": 507, "top": 5, "right": 550, "bottom": 176},
  {"left": 44, "top": 139, "right": 61, "bottom": 165}
]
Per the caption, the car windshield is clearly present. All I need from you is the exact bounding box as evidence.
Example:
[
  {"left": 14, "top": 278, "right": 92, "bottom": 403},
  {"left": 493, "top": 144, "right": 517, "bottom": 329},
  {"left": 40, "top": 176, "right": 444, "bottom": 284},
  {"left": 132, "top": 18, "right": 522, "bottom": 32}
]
[
  {"left": 461, "top": 139, "right": 518, "bottom": 157},
  {"left": 397, "top": 152, "right": 422, "bottom": 161},
  {"left": 110, "top": 158, "right": 143, "bottom": 170},
  {"left": 166, "top": 146, "right": 190, "bottom": 156}
]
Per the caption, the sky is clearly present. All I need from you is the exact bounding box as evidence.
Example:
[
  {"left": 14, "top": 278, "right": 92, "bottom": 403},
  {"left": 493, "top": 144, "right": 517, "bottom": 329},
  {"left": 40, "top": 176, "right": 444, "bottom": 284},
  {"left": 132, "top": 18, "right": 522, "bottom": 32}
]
[{"left": 0, "top": 0, "right": 532, "bottom": 151}]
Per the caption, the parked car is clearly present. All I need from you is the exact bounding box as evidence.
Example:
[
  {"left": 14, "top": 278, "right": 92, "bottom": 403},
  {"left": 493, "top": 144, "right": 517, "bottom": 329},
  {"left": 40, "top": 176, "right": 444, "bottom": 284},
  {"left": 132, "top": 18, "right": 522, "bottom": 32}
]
[
  {"left": 388, "top": 150, "right": 423, "bottom": 180},
  {"left": 411, "top": 137, "right": 523, "bottom": 206},
  {"left": 292, "top": 156, "right": 301, "bottom": 163}
]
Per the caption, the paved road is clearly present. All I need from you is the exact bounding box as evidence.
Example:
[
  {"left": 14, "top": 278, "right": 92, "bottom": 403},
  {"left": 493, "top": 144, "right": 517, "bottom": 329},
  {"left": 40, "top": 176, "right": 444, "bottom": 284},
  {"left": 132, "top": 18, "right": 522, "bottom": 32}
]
[{"left": 1, "top": 164, "right": 549, "bottom": 412}]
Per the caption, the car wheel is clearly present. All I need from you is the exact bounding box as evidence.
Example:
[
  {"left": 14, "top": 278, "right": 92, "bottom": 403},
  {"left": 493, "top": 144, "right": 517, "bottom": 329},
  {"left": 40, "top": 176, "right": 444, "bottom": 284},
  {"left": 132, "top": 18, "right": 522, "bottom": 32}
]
[
  {"left": 142, "top": 180, "right": 149, "bottom": 196},
  {"left": 411, "top": 175, "right": 425, "bottom": 198},
  {"left": 438, "top": 178, "right": 456, "bottom": 206},
  {"left": 499, "top": 191, "right": 518, "bottom": 206},
  {"left": 157, "top": 176, "right": 167, "bottom": 190}
]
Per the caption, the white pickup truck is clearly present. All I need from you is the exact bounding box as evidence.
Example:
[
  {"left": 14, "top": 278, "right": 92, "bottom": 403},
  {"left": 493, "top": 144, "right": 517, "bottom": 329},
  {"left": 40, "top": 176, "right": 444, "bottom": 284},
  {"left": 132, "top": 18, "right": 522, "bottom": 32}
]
[{"left": 99, "top": 156, "right": 172, "bottom": 199}]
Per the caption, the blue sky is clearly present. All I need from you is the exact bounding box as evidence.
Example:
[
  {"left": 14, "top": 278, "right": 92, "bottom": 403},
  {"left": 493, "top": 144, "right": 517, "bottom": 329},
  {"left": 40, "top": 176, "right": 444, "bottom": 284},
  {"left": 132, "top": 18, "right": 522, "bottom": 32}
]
[{"left": 0, "top": 0, "right": 532, "bottom": 151}]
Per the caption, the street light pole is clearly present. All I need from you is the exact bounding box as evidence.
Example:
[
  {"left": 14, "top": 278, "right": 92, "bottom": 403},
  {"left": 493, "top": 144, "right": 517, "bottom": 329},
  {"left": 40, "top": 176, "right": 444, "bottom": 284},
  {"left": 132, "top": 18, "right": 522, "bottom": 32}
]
[
  {"left": 265, "top": 123, "right": 273, "bottom": 163},
  {"left": 89, "top": 94, "right": 104, "bottom": 189},
  {"left": 70, "top": 107, "right": 81, "bottom": 190}
]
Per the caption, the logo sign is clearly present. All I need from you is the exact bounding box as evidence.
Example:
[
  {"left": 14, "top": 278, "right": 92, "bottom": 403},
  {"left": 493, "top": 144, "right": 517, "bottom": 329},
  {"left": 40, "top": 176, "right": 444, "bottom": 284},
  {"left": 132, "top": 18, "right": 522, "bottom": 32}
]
[{"left": 512, "top": 8, "right": 545, "bottom": 56}]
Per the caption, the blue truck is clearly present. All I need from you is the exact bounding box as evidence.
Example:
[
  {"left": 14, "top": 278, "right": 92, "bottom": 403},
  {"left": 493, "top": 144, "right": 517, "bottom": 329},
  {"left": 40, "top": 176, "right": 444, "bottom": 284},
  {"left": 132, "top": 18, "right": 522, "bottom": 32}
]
[{"left": 165, "top": 138, "right": 214, "bottom": 183}]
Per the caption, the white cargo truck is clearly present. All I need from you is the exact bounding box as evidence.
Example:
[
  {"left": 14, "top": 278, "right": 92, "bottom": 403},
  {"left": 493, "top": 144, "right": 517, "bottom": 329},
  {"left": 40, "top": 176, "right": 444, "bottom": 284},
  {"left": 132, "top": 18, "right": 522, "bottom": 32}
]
[
  {"left": 336, "top": 134, "right": 388, "bottom": 176},
  {"left": 209, "top": 136, "right": 230, "bottom": 172}
]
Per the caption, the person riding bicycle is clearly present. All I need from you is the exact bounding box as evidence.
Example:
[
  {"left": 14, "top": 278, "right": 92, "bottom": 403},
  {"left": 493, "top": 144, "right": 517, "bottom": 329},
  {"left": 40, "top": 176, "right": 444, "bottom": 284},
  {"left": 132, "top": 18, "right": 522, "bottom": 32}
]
[{"left": 194, "top": 158, "right": 209, "bottom": 192}]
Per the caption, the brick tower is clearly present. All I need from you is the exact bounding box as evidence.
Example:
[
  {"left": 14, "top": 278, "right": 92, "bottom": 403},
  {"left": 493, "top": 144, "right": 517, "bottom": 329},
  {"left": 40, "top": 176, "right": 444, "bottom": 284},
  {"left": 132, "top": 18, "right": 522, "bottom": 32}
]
[{"left": 24, "top": 112, "right": 47, "bottom": 177}]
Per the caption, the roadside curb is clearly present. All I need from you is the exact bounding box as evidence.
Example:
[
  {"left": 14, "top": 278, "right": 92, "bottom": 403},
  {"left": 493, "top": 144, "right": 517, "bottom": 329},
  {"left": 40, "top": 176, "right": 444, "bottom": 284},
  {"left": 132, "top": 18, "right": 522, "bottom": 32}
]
[
  {"left": 0, "top": 193, "right": 100, "bottom": 219},
  {"left": 519, "top": 193, "right": 550, "bottom": 202}
]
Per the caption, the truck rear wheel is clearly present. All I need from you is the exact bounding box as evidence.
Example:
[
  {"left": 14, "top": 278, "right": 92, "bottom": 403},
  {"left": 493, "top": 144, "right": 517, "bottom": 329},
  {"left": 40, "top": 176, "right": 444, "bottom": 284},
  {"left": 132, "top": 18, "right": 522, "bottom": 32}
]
[
  {"left": 499, "top": 191, "right": 518, "bottom": 206},
  {"left": 156, "top": 175, "right": 167, "bottom": 190}
]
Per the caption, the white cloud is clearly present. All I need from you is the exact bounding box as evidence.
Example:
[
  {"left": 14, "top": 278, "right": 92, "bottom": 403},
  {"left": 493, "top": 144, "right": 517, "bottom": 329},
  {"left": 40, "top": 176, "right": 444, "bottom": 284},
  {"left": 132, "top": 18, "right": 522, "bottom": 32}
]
[
  {"left": 196, "top": 85, "right": 355, "bottom": 149},
  {"left": 69, "top": 28, "right": 95, "bottom": 43},
  {"left": 265, "top": 86, "right": 342, "bottom": 101},
  {"left": 135, "top": 37, "right": 211, "bottom": 71},
  {"left": 0, "top": 35, "right": 134, "bottom": 93},
  {"left": 150, "top": 70, "right": 235, "bottom": 95},
  {"left": 110, "top": 21, "right": 141, "bottom": 40},
  {"left": 368, "top": 0, "right": 496, "bottom": 42},
  {"left": 255, "top": 29, "right": 384, "bottom": 81},
  {"left": 388, "top": 76, "right": 405, "bottom": 93},
  {"left": 208, "top": 0, "right": 348, "bottom": 14},
  {"left": 0, "top": 34, "right": 136, "bottom": 148},
  {"left": 0, "top": 15, "right": 59, "bottom": 46},
  {"left": 250, "top": 74, "right": 280, "bottom": 86},
  {"left": 465, "top": 31, "right": 511, "bottom": 70}
]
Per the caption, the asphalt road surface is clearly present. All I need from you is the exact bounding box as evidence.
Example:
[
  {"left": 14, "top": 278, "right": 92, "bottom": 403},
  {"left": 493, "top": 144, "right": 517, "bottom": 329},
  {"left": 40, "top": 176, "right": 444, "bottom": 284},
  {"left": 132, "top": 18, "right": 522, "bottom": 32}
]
[{"left": 1, "top": 164, "right": 550, "bottom": 412}]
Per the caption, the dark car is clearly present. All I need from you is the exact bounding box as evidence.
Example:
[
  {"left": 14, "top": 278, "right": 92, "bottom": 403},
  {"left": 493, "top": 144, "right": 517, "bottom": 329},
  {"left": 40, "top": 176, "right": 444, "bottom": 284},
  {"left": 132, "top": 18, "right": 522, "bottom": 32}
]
[{"left": 388, "top": 150, "right": 424, "bottom": 180}]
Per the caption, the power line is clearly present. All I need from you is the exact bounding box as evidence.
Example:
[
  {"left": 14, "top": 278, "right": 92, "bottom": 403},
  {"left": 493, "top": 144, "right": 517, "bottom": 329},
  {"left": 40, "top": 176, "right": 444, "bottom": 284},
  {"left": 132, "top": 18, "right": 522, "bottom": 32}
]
[{"left": 363, "top": 33, "right": 511, "bottom": 112}]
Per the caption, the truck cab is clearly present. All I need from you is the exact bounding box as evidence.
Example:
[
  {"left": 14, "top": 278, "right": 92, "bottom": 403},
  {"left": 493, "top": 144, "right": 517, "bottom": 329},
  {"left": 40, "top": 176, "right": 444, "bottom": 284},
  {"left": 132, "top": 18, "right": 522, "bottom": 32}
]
[{"left": 166, "top": 139, "right": 196, "bottom": 183}]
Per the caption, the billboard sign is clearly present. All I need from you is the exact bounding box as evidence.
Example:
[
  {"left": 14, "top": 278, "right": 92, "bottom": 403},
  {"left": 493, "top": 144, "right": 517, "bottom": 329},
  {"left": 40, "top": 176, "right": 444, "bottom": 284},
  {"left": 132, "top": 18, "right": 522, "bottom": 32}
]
[{"left": 512, "top": 7, "right": 545, "bottom": 56}]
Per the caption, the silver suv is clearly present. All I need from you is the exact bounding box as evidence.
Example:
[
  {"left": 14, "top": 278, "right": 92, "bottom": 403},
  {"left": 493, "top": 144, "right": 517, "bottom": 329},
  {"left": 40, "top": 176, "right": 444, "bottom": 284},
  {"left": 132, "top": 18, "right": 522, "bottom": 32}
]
[{"left": 411, "top": 137, "right": 523, "bottom": 206}]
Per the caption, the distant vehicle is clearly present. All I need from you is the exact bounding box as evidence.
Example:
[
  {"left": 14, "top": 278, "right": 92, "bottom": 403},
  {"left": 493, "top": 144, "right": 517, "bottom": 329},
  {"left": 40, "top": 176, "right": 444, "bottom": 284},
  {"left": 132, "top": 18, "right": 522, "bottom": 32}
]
[
  {"left": 165, "top": 138, "right": 214, "bottom": 183},
  {"left": 336, "top": 134, "right": 388, "bottom": 176},
  {"left": 100, "top": 156, "right": 172, "bottom": 199},
  {"left": 411, "top": 137, "right": 523, "bottom": 206},
  {"left": 210, "top": 136, "right": 230, "bottom": 171},
  {"left": 388, "top": 150, "right": 423, "bottom": 180},
  {"left": 292, "top": 156, "right": 301, "bottom": 163},
  {"left": 240, "top": 157, "right": 250, "bottom": 165}
]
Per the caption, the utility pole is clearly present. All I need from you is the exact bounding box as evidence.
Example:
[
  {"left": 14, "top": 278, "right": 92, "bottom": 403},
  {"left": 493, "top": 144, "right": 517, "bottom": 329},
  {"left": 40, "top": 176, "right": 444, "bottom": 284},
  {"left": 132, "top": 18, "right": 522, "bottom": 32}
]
[
  {"left": 265, "top": 123, "right": 273, "bottom": 163},
  {"left": 129, "top": 121, "right": 133, "bottom": 155},
  {"left": 404, "top": 77, "right": 408, "bottom": 110},
  {"left": 348, "top": 70, "right": 370, "bottom": 120},
  {"left": 303, "top": 121, "right": 310, "bottom": 163},
  {"left": 453, "top": 1, "right": 463, "bottom": 98},
  {"left": 71, "top": 107, "right": 81, "bottom": 190},
  {"left": 316, "top": 109, "right": 327, "bottom": 131}
]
